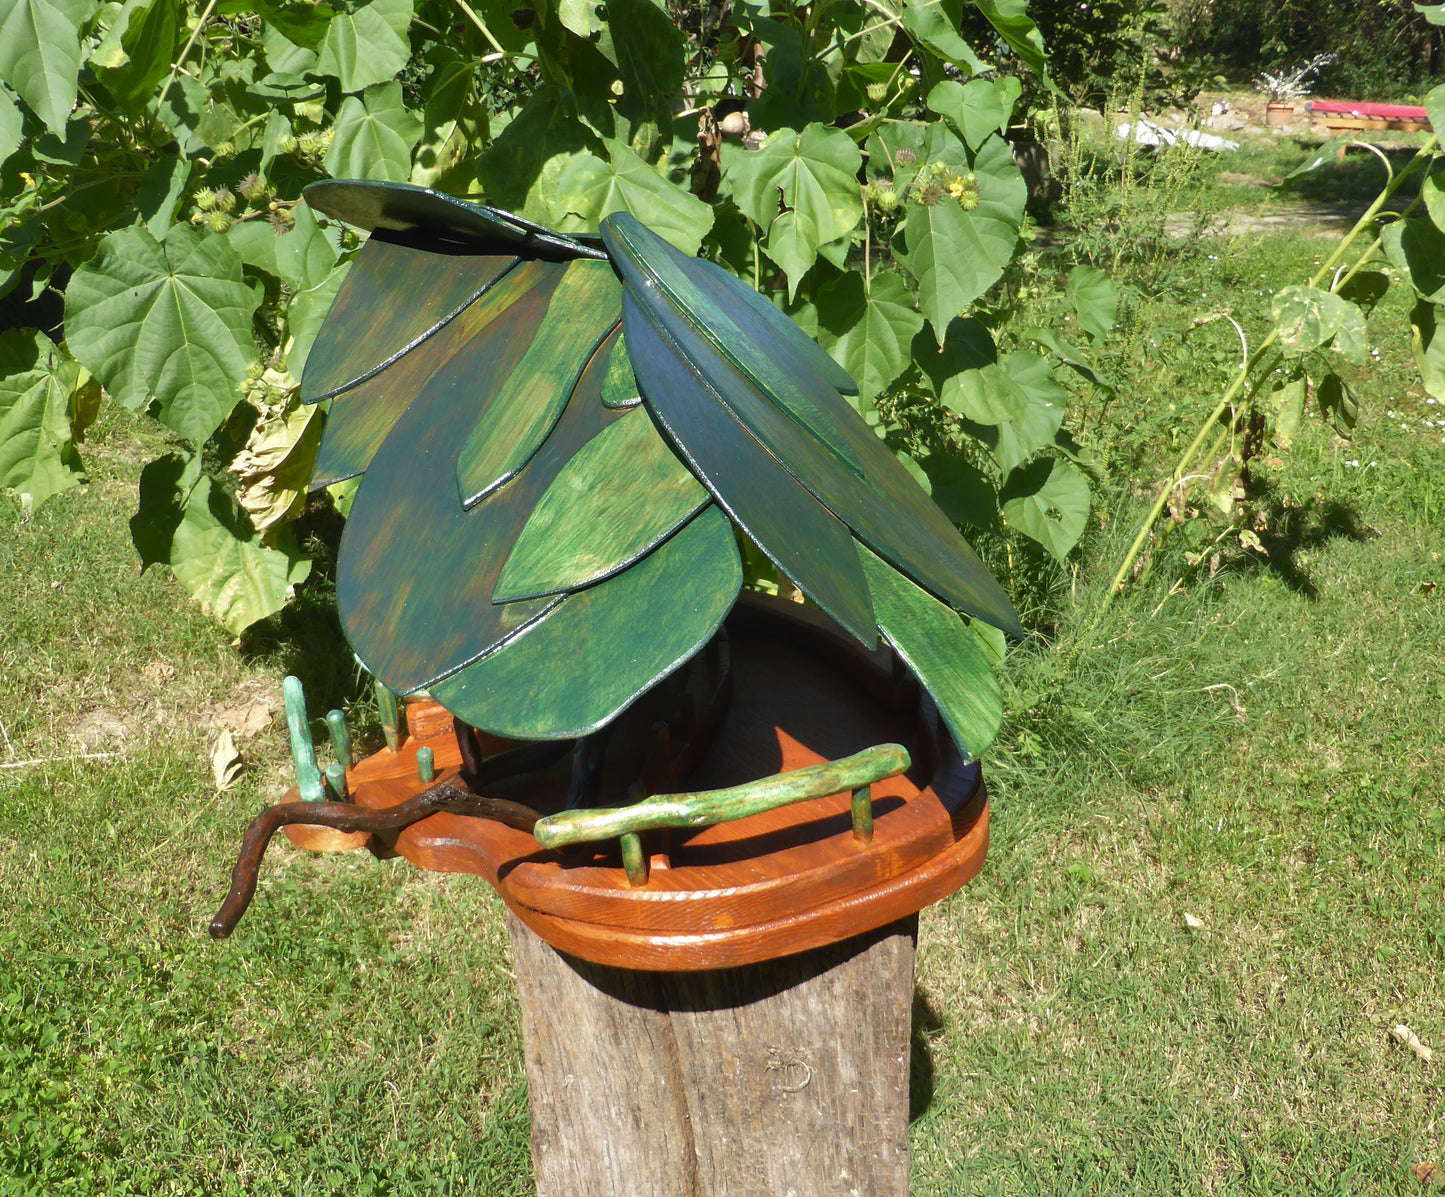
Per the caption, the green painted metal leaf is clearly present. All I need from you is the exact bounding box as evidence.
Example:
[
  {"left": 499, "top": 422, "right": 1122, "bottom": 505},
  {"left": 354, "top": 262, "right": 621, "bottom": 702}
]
[
  {"left": 302, "top": 179, "right": 606, "bottom": 258},
  {"left": 339, "top": 275, "right": 637, "bottom": 695},
  {"left": 324, "top": 82, "right": 424, "bottom": 184},
  {"left": 855, "top": 543, "right": 1002, "bottom": 762},
  {"left": 299, "top": 230, "right": 519, "bottom": 404},
  {"left": 495, "top": 404, "right": 708, "bottom": 602},
  {"left": 63, "top": 225, "right": 259, "bottom": 447},
  {"left": 620, "top": 292, "right": 878, "bottom": 646},
  {"left": 311, "top": 258, "right": 546, "bottom": 486},
  {"left": 0, "top": 0, "right": 88, "bottom": 135},
  {"left": 599, "top": 333, "right": 641, "bottom": 408},
  {"left": 605, "top": 213, "right": 1023, "bottom": 639},
  {"left": 456, "top": 259, "right": 622, "bottom": 507},
  {"left": 0, "top": 328, "right": 89, "bottom": 506},
  {"left": 432, "top": 506, "right": 741, "bottom": 740},
  {"left": 313, "top": 0, "right": 412, "bottom": 93}
]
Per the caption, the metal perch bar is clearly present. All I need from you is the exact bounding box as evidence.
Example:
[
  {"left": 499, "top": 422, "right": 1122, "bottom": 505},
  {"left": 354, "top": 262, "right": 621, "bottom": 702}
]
[{"left": 532, "top": 743, "right": 910, "bottom": 851}]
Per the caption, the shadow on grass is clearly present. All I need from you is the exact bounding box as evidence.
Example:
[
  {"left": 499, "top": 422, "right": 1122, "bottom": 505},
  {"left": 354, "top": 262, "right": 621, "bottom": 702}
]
[{"left": 910, "top": 985, "right": 945, "bottom": 1123}]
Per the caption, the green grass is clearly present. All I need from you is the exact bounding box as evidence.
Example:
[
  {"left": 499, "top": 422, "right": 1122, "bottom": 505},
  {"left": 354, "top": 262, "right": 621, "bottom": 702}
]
[{"left": 4, "top": 148, "right": 1445, "bottom": 1194}]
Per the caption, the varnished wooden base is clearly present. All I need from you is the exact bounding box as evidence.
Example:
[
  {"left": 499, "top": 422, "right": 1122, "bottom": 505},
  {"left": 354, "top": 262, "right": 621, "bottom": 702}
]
[
  {"left": 509, "top": 909, "right": 916, "bottom": 1197},
  {"left": 277, "top": 596, "right": 989, "bottom": 971}
]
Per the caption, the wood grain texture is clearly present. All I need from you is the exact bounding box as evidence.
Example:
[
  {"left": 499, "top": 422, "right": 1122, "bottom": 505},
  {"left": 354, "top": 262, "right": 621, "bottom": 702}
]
[
  {"left": 603, "top": 213, "right": 1023, "bottom": 640},
  {"left": 622, "top": 294, "right": 878, "bottom": 647},
  {"left": 301, "top": 233, "right": 519, "bottom": 404},
  {"left": 303, "top": 180, "right": 608, "bottom": 259},
  {"left": 430, "top": 505, "right": 741, "bottom": 739},
  {"left": 456, "top": 259, "right": 622, "bottom": 508},
  {"left": 338, "top": 263, "right": 626, "bottom": 695},
  {"left": 310, "top": 257, "right": 557, "bottom": 488},
  {"left": 493, "top": 406, "right": 708, "bottom": 602},
  {"left": 856, "top": 541, "right": 1003, "bottom": 761},
  {"left": 508, "top": 910, "right": 914, "bottom": 1197}
]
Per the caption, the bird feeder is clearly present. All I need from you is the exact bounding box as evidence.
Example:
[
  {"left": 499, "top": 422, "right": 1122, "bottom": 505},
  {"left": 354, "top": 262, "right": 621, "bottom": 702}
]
[{"left": 211, "top": 182, "right": 1021, "bottom": 1196}]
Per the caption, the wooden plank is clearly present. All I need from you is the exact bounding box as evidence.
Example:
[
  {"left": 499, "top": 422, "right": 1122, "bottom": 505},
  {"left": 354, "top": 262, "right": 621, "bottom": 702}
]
[
  {"left": 494, "top": 406, "right": 708, "bottom": 601},
  {"left": 507, "top": 910, "right": 915, "bottom": 1197},
  {"left": 605, "top": 213, "right": 1023, "bottom": 640},
  {"left": 303, "top": 179, "right": 608, "bottom": 259},
  {"left": 338, "top": 264, "right": 629, "bottom": 695},
  {"left": 454, "top": 259, "right": 621, "bottom": 507},
  {"left": 310, "top": 258, "right": 557, "bottom": 487},
  {"left": 622, "top": 294, "right": 878, "bottom": 646},
  {"left": 430, "top": 506, "right": 741, "bottom": 739},
  {"left": 857, "top": 541, "right": 1002, "bottom": 761},
  {"left": 301, "top": 233, "right": 519, "bottom": 404}
]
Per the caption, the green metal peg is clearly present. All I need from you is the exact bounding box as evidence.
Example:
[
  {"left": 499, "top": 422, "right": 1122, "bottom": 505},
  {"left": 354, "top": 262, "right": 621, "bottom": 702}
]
[
  {"left": 283, "top": 675, "right": 326, "bottom": 803},
  {"left": 376, "top": 680, "right": 403, "bottom": 753},
  {"left": 851, "top": 784, "right": 874, "bottom": 843},
  {"left": 620, "top": 832, "right": 648, "bottom": 887},
  {"left": 416, "top": 746, "right": 435, "bottom": 783},
  {"left": 324, "top": 761, "right": 350, "bottom": 801},
  {"left": 326, "top": 709, "right": 353, "bottom": 767}
]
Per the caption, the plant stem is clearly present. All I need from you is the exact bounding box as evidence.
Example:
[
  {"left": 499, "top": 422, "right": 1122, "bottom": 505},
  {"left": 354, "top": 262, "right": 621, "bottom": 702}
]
[
  {"left": 157, "top": 0, "right": 219, "bottom": 114},
  {"left": 1079, "top": 135, "right": 1439, "bottom": 649}
]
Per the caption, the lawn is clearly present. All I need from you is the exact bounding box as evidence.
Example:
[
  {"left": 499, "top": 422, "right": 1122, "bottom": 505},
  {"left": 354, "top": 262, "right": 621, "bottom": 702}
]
[{"left": 2, "top": 139, "right": 1443, "bottom": 1195}]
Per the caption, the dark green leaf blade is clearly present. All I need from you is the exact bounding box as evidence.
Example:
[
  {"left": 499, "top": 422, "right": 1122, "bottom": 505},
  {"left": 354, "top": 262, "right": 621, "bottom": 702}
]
[
  {"left": 621, "top": 292, "right": 878, "bottom": 646},
  {"left": 340, "top": 262, "right": 636, "bottom": 695},
  {"left": 455, "top": 258, "right": 621, "bottom": 507},
  {"left": 494, "top": 392, "right": 708, "bottom": 602},
  {"left": 432, "top": 505, "right": 741, "bottom": 740},
  {"left": 300, "top": 231, "right": 519, "bottom": 403},
  {"left": 302, "top": 179, "right": 607, "bottom": 258},
  {"left": 606, "top": 213, "right": 1023, "bottom": 639},
  {"left": 855, "top": 542, "right": 1002, "bottom": 761},
  {"left": 310, "top": 258, "right": 551, "bottom": 486}
]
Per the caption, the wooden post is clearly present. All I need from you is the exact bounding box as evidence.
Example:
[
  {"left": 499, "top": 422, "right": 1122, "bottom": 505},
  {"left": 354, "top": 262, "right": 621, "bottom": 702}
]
[{"left": 506, "top": 909, "right": 917, "bottom": 1197}]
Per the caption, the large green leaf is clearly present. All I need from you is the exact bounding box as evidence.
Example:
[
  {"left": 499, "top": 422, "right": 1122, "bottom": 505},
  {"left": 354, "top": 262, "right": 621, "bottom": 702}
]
[
  {"left": 409, "top": 44, "right": 484, "bottom": 190},
  {"left": 475, "top": 84, "right": 598, "bottom": 225},
  {"left": 1383, "top": 217, "right": 1445, "bottom": 303},
  {"left": 313, "top": 0, "right": 412, "bottom": 92},
  {"left": 64, "top": 225, "right": 260, "bottom": 446},
  {"left": 0, "top": 84, "right": 20, "bottom": 167},
  {"left": 1000, "top": 455, "right": 1088, "bottom": 563},
  {"left": 169, "top": 474, "right": 312, "bottom": 635},
  {"left": 598, "top": 0, "right": 686, "bottom": 120},
  {"left": 900, "top": 0, "right": 987, "bottom": 74},
  {"left": 947, "top": 351, "right": 1066, "bottom": 476},
  {"left": 1426, "top": 81, "right": 1445, "bottom": 128},
  {"left": 550, "top": 137, "right": 714, "bottom": 254},
  {"left": 255, "top": 0, "right": 335, "bottom": 48},
  {"left": 0, "top": 0, "right": 90, "bottom": 135},
  {"left": 896, "top": 131, "right": 1026, "bottom": 343},
  {"left": 926, "top": 77, "right": 1020, "bottom": 150},
  {"left": 815, "top": 271, "right": 924, "bottom": 411},
  {"left": 91, "top": 0, "right": 176, "bottom": 110},
  {"left": 722, "top": 123, "right": 863, "bottom": 293},
  {"left": 1270, "top": 285, "right": 1367, "bottom": 363},
  {"left": 969, "top": 0, "right": 1049, "bottom": 80},
  {"left": 324, "top": 81, "right": 423, "bottom": 182},
  {"left": 855, "top": 542, "right": 1002, "bottom": 760},
  {"left": 228, "top": 201, "right": 339, "bottom": 293},
  {"left": 1065, "top": 264, "right": 1117, "bottom": 345},
  {"left": 0, "top": 328, "right": 88, "bottom": 506},
  {"left": 1409, "top": 300, "right": 1445, "bottom": 400},
  {"left": 912, "top": 316, "right": 996, "bottom": 397}
]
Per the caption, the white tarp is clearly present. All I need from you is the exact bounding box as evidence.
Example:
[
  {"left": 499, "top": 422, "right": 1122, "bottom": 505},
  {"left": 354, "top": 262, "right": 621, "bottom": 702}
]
[{"left": 1116, "top": 119, "right": 1240, "bottom": 152}]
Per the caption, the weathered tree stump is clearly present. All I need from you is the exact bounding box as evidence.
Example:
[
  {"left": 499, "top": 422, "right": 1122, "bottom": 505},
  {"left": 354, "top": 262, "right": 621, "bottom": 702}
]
[{"left": 507, "top": 909, "right": 917, "bottom": 1197}]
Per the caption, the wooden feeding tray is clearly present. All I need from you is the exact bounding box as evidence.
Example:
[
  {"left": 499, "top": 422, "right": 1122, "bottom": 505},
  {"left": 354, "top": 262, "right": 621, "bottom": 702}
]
[
  {"left": 267, "top": 594, "right": 987, "bottom": 972},
  {"left": 1307, "top": 99, "right": 1433, "bottom": 135}
]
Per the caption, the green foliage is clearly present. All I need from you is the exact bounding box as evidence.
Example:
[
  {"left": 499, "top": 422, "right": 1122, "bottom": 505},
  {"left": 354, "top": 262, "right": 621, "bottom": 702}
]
[{"left": 0, "top": 0, "right": 1108, "bottom": 638}]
